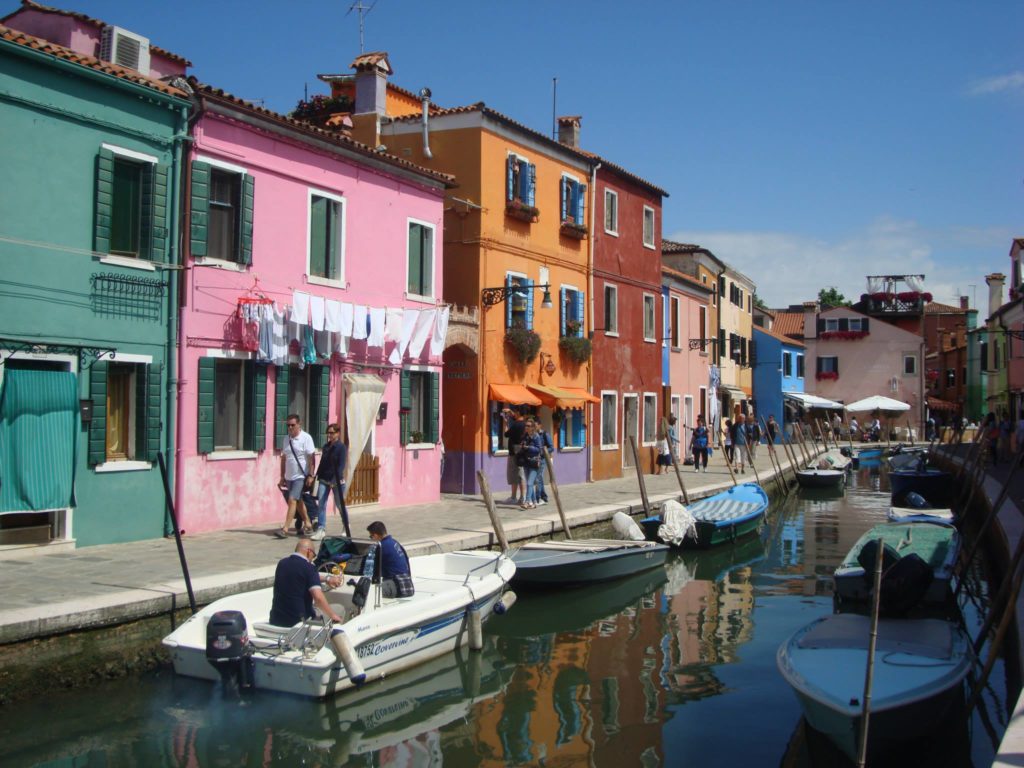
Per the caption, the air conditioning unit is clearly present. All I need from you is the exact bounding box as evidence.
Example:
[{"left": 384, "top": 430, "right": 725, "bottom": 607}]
[{"left": 100, "top": 25, "right": 151, "bottom": 75}]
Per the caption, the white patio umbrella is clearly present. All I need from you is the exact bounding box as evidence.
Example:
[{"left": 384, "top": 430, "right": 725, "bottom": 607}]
[{"left": 844, "top": 395, "right": 910, "bottom": 413}]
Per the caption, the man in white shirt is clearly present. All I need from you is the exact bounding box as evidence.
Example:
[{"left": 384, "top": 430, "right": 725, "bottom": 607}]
[{"left": 277, "top": 414, "right": 316, "bottom": 538}]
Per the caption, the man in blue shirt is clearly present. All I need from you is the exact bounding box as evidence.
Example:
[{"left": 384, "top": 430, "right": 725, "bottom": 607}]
[
  {"left": 269, "top": 539, "right": 343, "bottom": 627},
  {"left": 367, "top": 521, "right": 413, "bottom": 598}
]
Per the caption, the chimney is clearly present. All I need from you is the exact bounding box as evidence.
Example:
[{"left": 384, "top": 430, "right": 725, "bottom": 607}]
[
  {"left": 557, "top": 115, "right": 581, "bottom": 149},
  {"left": 803, "top": 300, "right": 819, "bottom": 340},
  {"left": 986, "top": 273, "right": 1005, "bottom": 318},
  {"left": 350, "top": 52, "right": 392, "bottom": 148},
  {"left": 959, "top": 295, "right": 969, "bottom": 311}
]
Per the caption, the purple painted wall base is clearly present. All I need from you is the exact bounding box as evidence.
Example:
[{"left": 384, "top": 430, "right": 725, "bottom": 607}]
[{"left": 440, "top": 450, "right": 590, "bottom": 495}]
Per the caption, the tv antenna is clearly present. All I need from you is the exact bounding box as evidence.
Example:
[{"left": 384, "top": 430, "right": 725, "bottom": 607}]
[{"left": 347, "top": 0, "right": 378, "bottom": 53}]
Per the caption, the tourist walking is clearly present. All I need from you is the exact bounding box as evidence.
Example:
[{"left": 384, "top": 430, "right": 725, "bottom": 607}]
[
  {"left": 314, "top": 422, "right": 350, "bottom": 539},
  {"left": 732, "top": 413, "right": 748, "bottom": 473},
  {"left": 533, "top": 421, "right": 554, "bottom": 505},
  {"left": 276, "top": 414, "right": 315, "bottom": 538},
  {"left": 691, "top": 415, "right": 710, "bottom": 472}
]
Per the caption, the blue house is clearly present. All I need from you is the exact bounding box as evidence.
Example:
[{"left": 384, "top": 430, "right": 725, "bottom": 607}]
[{"left": 752, "top": 326, "right": 806, "bottom": 441}]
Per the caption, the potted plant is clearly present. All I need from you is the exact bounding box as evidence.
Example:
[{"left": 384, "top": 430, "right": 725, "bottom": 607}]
[
  {"left": 505, "top": 327, "right": 542, "bottom": 364},
  {"left": 409, "top": 430, "right": 424, "bottom": 444},
  {"left": 505, "top": 198, "right": 539, "bottom": 223},
  {"left": 290, "top": 94, "right": 352, "bottom": 127},
  {"left": 559, "top": 335, "right": 592, "bottom": 364},
  {"left": 559, "top": 220, "right": 588, "bottom": 239},
  {"left": 815, "top": 371, "right": 839, "bottom": 381}
]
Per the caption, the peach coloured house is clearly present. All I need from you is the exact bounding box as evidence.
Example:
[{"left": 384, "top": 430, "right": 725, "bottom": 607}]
[
  {"left": 176, "top": 79, "right": 453, "bottom": 533},
  {"left": 663, "top": 268, "right": 713, "bottom": 454}
]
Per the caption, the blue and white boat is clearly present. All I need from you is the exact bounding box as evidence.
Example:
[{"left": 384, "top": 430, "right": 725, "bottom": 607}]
[
  {"left": 640, "top": 482, "right": 769, "bottom": 548},
  {"left": 777, "top": 613, "right": 972, "bottom": 762}
]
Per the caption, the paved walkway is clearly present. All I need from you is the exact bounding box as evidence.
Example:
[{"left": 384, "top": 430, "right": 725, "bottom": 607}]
[{"left": 0, "top": 447, "right": 796, "bottom": 645}]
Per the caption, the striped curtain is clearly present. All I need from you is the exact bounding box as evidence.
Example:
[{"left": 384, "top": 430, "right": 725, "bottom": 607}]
[{"left": 0, "top": 369, "right": 80, "bottom": 512}]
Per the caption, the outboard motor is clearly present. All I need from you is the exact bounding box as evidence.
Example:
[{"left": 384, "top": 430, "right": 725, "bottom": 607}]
[{"left": 205, "top": 610, "right": 254, "bottom": 692}]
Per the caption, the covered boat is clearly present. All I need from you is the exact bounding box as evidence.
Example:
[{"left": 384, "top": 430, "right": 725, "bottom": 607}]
[
  {"left": 510, "top": 538, "right": 668, "bottom": 588},
  {"left": 890, "top": 467, "right": 955, "bottom": 508},
  {"left": 777, "top": 613, "right": 971, "bottom": 762},
  {"left": 163, "top": 538, "right": 516, "bottom": 698},
  {"left": 639, "top": 482, "right": 769, "bottom": 549},
  {"left": 796, "top": 464, "right": 846, "bottom": 489}
]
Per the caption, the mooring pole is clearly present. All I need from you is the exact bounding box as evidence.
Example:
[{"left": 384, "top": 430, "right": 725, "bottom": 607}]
[
  {"left": 856, "top": 537, "right": 886, "bottom": 767},
  {"left": 628, "top": 435, "right": 651, "bottom": 515},
  {"left": 542, "top": 447, "right": 572, "bottom": 539},
  {"left": 477, "top": 470, "right": 509, "bottom": 553},
  {"left": 157, "top": 452, "right": 196, "bottom": 615}
]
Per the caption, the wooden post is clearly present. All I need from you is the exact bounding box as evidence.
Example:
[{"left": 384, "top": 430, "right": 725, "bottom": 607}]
[
  {"left": 719, "top": 435, "right": 739, "bottom": 486},
  {"left": 856, "top": 537, "right": 887, "bottom": 767},
  {"left": 760, "top": 416, "right": 787, "bottom": 496},
  {"left": 966, "top": 557, "right": 1024, "bottom": 718},
  {"left": 628, "top": 435, "right": 651, "bottom": 515},
  {"left": 906, "top": 418, "right": 914, "bottom": 446},
  {"left": 845, "top": 415, "right": 855, "bottom": 451},
  {"left": 972, "top": 533, "right": 1024, "bottom": 655},
  {"left": 780, "top": 427, "right": 800, "bottom": 474},
  {"left": 743, "top": 438, "right": 761, "bottom": 486},
  {"left": 542, "top": 447, "right": 572, "bottom": 540},
  {"left": 670, "top": 446, "right": 690, "bottom": 505},
  {"left": 477, "top": 470, "right": 509, "bottom": 553}
]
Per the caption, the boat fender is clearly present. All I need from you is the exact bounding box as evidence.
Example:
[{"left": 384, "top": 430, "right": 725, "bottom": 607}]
[
  {"left": 612, "top": 511, "right": 646, "bottom": 541},
  {"left": 467, "top": 606, "right": 484, "bottom": 651},
  {"left": 348, "top": 576, "right": 372, "bottom": 609},
  {"left": 905, "top": 491, "right": 929, "bottom": 510},
  {"left": 329, "top": 628, "right": 366, "bottom": 685},
  {"left": 493, "top": 590, "right": 517, "bottom": 615}
]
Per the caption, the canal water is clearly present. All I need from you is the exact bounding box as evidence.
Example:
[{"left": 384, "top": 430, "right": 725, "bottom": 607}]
[{"left": 0, "top": 465, "right": 1014, "bottom": 767}]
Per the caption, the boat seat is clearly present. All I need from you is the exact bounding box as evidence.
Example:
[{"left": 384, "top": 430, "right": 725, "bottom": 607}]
[{"left": 253, "top": 622, "right": 293, "bottom": 638}]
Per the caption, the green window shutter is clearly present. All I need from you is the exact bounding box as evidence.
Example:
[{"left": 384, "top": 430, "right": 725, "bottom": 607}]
[
  {"left": 149, "top": 163, "right": 169, "bottom": 262},
  {"left": 197, "top": 358, "right": 215, "bottom": 454},
  {"left": 240, "top": 174, "right": 255, "bottom": 265},
  {"left": 135, "top": 362, "right": 162, "bottom": 462},
  {"left": 94, "top": 148, "right": 115, "bottom": 255},
  {"left": 190, "top": 161, "right": 211, "bottom": 258},
  {"left": 88, "top": 361, "right": 108, "bottom": 465},
  {"left": 243, "top": 361, "right": 267, "bottom": 452},
  {"left": 407, "top": 223, "right": 421, "bottom": 295},
  {"left": 139, "top": 163, "right": 154, "bottom": 259},
  {"left": 426, "top": 372, "right": 440, "bottom": 444},
  {"left": 309, "top": 195, "right": 327, "bottom": 278},
  {"left": 317, "top": 364, "right": 330, "bottom": 446},
  {"left": 399, "top": 370, "right": 411, "bottom": 446},
  {"left": 274, "top": 365, "right": 290, "bottom": 449}
]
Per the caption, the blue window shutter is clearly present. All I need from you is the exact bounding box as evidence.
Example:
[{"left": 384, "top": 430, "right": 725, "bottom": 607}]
[
  {"left": 518, "top": 160, "right": 530, "bottom": 202},
  {"left": 560, "top": 286, "right": 567, "bottom": 336},
  {"left": 528, "top": 163, "right": 536, "bottom": 206},
  {"left": 240, "top": 174, "right": 255, "bottom": 265},
  {"left": 88, "top": 361, "right": 108, "bottom": 465},
  {"left": 576, "top": 183, "right": 586, "bottom": 225},
  {"left": 505, "top": 274, "right": 513, "bottom": 329},
  {"left": 559, "top": 415, "right": 566, "bottom": 448},
  {"left": 197, "top": 358, "right": 215, "bottom": 454},
  {"left": 526, "top": 280, "right": 534, "bottom": 331},
  {"left": 575, "top": 290, "right": 585, "bottom": 336},
  {"left": 560, "top": 179, "right": 568, "bottom": 221},
  {"left": 190, "top": 161, "right": 210, "bottom": 258},
  {"left": 506, "top": 155, "right": 515, "bottom": 202},
  {"left": 573, "top": 411, "right": 584, "bottom": 446}
]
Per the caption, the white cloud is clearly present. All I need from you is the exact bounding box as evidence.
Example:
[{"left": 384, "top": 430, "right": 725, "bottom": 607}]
[
  {"left": 668, "top": 217, "right": 1004, "bottom": 309},
  {"left": 967, "top": 71, "right": 1024, "bottom": 96}
]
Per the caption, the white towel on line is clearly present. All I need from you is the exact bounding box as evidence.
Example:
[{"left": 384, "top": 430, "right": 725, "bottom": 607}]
[
  {"left": 291, "top": 291, "right": 310, "bottom": 325},
  {"left": 309, "top": 295, "right": 325, "bottom": 331},
  {"left": 407, "top": 309, "right": 435, "bottom": 358},
  {"left": 271, "top": 306, "right": 289, "bottom": 366},
  {"left": 385, "top": 307, "right": 404, "bottom": 342},
  {"left": 430, "top": 306, "right": 450, "bottom": 356},
  {"left": 325, "top": 300, "right": 342, "bottom": 332},
  {"left": 338, "top": 302, "right": 354, "bottom": 338},
  {"left": 367, "top": 307, "right": 387, "bottom": 348},
  {"left": 388, "top": 308, "right": 420, "bottom": 365},
  {"left": 352, "top": 305, "right": 368, "bottom": 340}
]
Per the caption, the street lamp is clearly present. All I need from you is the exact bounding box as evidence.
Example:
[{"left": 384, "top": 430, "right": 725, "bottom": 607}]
[{"left": 481, "top": 283, "right": 553, "bottom": 309}]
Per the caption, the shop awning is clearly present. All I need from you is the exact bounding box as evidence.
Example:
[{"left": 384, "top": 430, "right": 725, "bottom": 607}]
[
  {"left": 719, "top": 385, "right": 748, "bottom": 401},
  {"left": 526, "top": 383, "right": 600, "bottom": 410},
  {"left": 784, "top": 392, "right": 845, "bottom": 410},
  {"left": 927, "top": 396, "right": 959, "bottom": 412},
  {"left": 488, "top": 383, "right": 542, "bottom": 406}
]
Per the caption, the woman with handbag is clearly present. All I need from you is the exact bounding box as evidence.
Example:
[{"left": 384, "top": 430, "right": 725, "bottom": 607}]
[
  {"left": 518, "top": 419, "right": 543, "bottom": 510},
  {"left": 314, "top": 423, "right": 350, "bottom": 539}
]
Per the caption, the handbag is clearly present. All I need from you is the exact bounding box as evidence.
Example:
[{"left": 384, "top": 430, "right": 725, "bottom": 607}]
[{"left": 393, "top": 572, "right": 415, "bottom": 598}]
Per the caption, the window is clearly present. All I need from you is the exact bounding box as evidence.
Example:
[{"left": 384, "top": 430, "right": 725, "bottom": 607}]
[
  {"left": 400, "top": 370, "right": 439, "bottom": 445},
  {"left": 309, "top": 190, "right": 345, "bottom": 282},
  {"left": 560, "top": 175, "right": 587, "bottom": 225},
  {"left": 604, "top": 189, "right": 618, "bottom": 234},
  {"left": 903, "top": 355, "right": 917, "bottom": 375},
  {"left": 796, "top": 354, "right": 805, "bottom": 378},
  {"left": 782, "top": 352, "right": 793, "bottom": 377},
  {"left": 506, "top": 154, "right": 536, "bottom": 207},
  {"left": 849, "top": 318, "right": 864, "bottom": 331},
  {"left": 603, "top": 284, "right": 618, "bottom": 335},
  {"left": 698, "top": 306, "right": 708, "bottom": 352},
  {"left": 87, "top": 359, "right": 161, "bottom": 466},
  {"left": 190, "top": 159, "right": 254, "bottom": 264},
  {"left": 642, "top": 294, "right": 656, "bottom": 342},
  {"left": 825, "top": 318, "right": 839, "bottom": 332},
  {"left": 276, "top": 364, "right": 329, "bottom": 450},
  {"left": 560, "top": 409, "right": 585, "bottom": 449},
  {"left": 95, "top": 145, "right": 168, "bottom": 262},
  {"left": 196, "top": 357, "right": 267, "bottom": 454},
  {"left": 505, "top": 273, "right": 533, "bottom": 330},
  {"left": 669, "top": 296, "right": 680, "bottom": 348},
  {"left": 407, "top": 219, "right": 435, "bottom": 298},
  {"left": 642, "top": 206, "right": 655, "bottom": 248},
  {"left": 601, "top": 392, "right": 617, "bottom": 447},
  {"left": 560, "top": 287, "right": 585, "bottom": 337},
  {"left": 642, "top": 394, "right": 657, "bottom": 444},
  {"left": 818, "top": 356, "right": 839, "bottom": 374}
]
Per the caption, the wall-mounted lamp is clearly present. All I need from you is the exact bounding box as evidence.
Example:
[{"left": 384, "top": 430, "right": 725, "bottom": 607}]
[
  {"left": 481, "top": 283, "right": 553, "bottom": 309},
  {"left": 539, "top": 352, "right": 556, "bottom": 376}
]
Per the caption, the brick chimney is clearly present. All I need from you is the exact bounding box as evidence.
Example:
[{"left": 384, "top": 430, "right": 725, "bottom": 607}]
[
  {"left": 803, "top": 301, "right": 819, "bottom": 339},
  {"left": 986, "top": 273, "right": 1005, "bottom": 318},
  {"left": 959, "top": 295, "right": 969, "bottom": 310},
  {"left": 350, "top": 51, "right": 392, "bottom": 148},
  {"left": 557, "top": 115, "right": 581, "bottom": 149}
]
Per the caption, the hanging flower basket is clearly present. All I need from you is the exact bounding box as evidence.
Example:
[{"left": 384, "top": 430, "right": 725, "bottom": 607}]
[
  {"left": 559, "top": 335, "right": 592, "bottom": 364},
  {"left": 559, "top": 220, "right": 588, "bottom": 240},
  {"left": 505, "top": 327, "right": 542, "bottom": 364},
  {"left": 819, "top": 330, "right": 869, "bottom": 341},
  {"left": 290, "top": 94, "right": 352, "bottom": 126},
  {"left": 869, "top": 292, "right": 896, "bottom": 302},
  {"left": 506, "top": 199, "right": 539, "bottom": 223},
  {"left": 816, "top": 371, "right": 839, "bottom": 381}
]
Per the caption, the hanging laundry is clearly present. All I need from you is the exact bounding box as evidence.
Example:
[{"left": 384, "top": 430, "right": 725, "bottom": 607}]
[
  {"left": 338, "top": 302, "right": 354, "bottom": 338},
  {"left": 325, "top": 300, "right": 342, "bottom": 333},
  {"left": 367, "top": 307, "right": 386, "bottom": 348},
  {"left": 257, "top": 303, "right": 274, "bottom": 362},
  {"left": 309, "top": 295, "right": 326, "bottom": 331},
  {"left": 335, "top": 331, "right": 349, "bottom": 358},
  {"left": 291, "top": 291, "right": 311, "bottom": 326},
  {"left": 385, "top": 307, "right": 404, "bottom": 342},
  {"left": 271, "top": 306, "right": 288, "bottom": 366},
  {"left": 430, "top": 306, "right": 450, "bottom": 357},
  {"left": 302, "top": 324, "right": 317, "bottom": 367},
  {"left": 239, "top": 302, "right": 260, "bottom": 352},
  {"left": 352, "top": 305, "right": 369, "bottom": 340},
  {"left": 388, "top": 308, "right": 420, "bottom": 365},
  {"left": 314, "top": 329, "right": 332, "bottom": 359},
  {"left": 407, "top": 309, "right": 435, "bottom": 358}
]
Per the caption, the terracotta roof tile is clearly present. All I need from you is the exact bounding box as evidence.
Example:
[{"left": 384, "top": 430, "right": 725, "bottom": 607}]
[
  {"left": 0, "top": 24, "right": 188, "bottom": 98},
  {"left": 349, "top": 51, "right": 392, "bottom": 74},
  {"left": 663, "top": 266, "right": 713, "bottom": 293},
  {"left": 772, "top": 311, "right": 805, "bottom": 339},
  {"left": 754, "top": 324, "right": 805, "bottom": 348},
  {"left": 191, "top": 79, "right": 456, "bottom": 188},
  {"left": 4, "top": 0, "right": 191, "bottom": 65},
  {"left": 924, "top": 301, "right": 967, "bottom": 314}
]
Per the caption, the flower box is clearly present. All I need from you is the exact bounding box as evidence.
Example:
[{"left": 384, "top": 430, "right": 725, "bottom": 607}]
[
  {"left": 559, "top": 220, "right": 588, "bottom": 240},
  {"left": 559, "top": 335, "right": 592, "bottom": 364},
  {"left": 505, "top": 327, "right": 541, "bottom": 364},
  {"left": 816, "top": 371, "right": 839, "bottom": 381},
  {"left": 505, "top": 199, "right": 539, "bottom": 223},
  {"left": 819, "top": 330, "right": 868, "bottom": 341}
]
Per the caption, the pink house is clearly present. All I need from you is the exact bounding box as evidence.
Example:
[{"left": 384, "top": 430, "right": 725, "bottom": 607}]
[
  {"left": 663, "top": 268, "right": 714, "bottom": 450},
  {"left": 176, "top": 80, "right": 454, "bottom": 533}
]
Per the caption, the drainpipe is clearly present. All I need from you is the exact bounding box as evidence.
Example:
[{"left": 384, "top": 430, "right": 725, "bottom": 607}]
[
  {"left": 419, "top": 88, "right": 433, "bottom": 160},
  {"left": 587, "top": 161, "right": 600, "bottom": 483}
]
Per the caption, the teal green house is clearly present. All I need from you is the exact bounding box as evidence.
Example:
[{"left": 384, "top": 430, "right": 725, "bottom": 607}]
[{"left": 0, "top": 11, "right": 191, "bottom": 550}]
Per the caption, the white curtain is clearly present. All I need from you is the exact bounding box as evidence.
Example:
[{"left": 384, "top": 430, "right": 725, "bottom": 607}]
[
  {"left": 866, "top": 277, "right": 885, "bottom": 294},
  {"left": 343, "top": 373, "right": 386, "bottom": 488},
  {"left": 905, "top": 275, "right": 925, "bottom": 293}
]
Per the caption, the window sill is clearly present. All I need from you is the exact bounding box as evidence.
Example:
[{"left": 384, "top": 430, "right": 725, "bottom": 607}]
[
  {"left": 604, "top": 331, "right": 619, "bottom": 338},
  {"left": 307, "top": 275, "right": 347, "bottom": 290},
  {"left": 604, "top": 229, "right": 619, "bottom": 237},
  {"left": 194, "top": 257, "right": 246, "bottom": 272},
  {"left": 643, "top": 338, "right": 656, "bottom": 344},
  {"left": 560, "top": 446, "right": 584, "bottom": 453},
  {"left": 94, "top": 460, "right": 152, "bottom": 473},
  {"left": 600, "top": 443, "right": 620, "bottom": 451},
  {"left": 404, "top": 292, "right": 436, "bottom": 305},
  {"left": 207, "top": 450, "right": 259, "bottom": 461},
  {"left": 642, "top": 242, "right": 656, "bottom": 251},
  {"left": 99, "top": 255, "right": 156, "bottom": 272},
  {"left": 404, "top": 442, "right": 435, "bottom": 450},
  {"left": 670, "top": 346, "right": 682, "bottom": 353}
]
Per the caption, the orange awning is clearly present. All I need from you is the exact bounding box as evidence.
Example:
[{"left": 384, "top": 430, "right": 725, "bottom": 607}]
[
  {"left": 488, "top": 383, "right": 542, "bottom": 406},
  {"left": 926, "top": 396, "right": 959, "bottom": 412},
  {"left": 526, "top": 383, "right": 600, "bottom": 410}
]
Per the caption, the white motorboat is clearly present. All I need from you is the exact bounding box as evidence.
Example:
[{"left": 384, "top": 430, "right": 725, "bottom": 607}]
[{"left": 163, "top": 539, "right": 516, "bottom": 698}]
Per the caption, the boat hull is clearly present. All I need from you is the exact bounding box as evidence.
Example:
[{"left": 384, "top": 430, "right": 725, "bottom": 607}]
[
  {"left": 889, "top": 469, "right": 954, "bottom": 508},
  {"left": 796, "top": 469, "right": 845, "bottom": 489},
  {"left": 511, "top": 541, "right": 669, "bottom": 587},
  {"left": 640, "top": 482, "right": 769, "bottom": 549}
]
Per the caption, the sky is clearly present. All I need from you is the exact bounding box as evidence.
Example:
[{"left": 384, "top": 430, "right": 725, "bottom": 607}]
[{"left": 26, "top": 0, "right": 1022, "bottom": 309}]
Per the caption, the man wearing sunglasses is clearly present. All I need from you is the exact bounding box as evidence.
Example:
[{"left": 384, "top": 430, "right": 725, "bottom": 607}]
[
  {"left": 269, "top": 538, "right": 344, "bottom": 627},
  {"left": 277, "top": 414, "right": 316, "bottom": 538}
]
